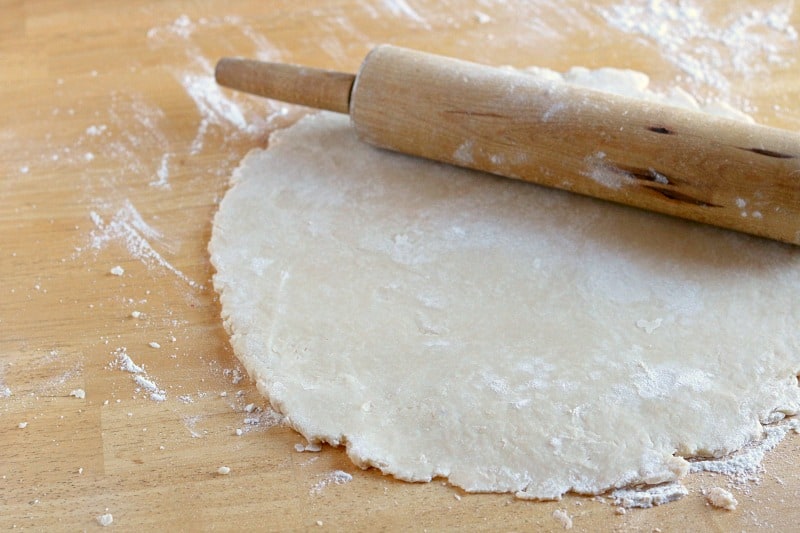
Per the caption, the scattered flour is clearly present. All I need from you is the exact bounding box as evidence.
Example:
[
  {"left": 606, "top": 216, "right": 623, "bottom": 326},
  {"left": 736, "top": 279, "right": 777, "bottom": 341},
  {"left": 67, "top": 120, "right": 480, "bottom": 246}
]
[
  {"left": 88, "top": 200, "right": 201, "bottom": 288},
  {"left": 0, "top": 367, "right": 10, "bottom": 397},
  {"left": 612, "top": 482, "right": 689, "bottom": 508},
  {"left": 69, "top": 388, "right": 86, "bottom": 399},
  {"left": 133, "top": 375, "right": 166, "bottom": 402},
  {"left": 597, "top": 0, "right": 798, "bottom": 94},
  {"left": 689, "top": 419, "right": 800, "bottom": 484},
  {"left": 113, "top": 347, "right": 144, "bottom": 373},
  {"left": 610, "top": 419, "right": 798, "bottom": 508},
  {"left": 111, "top": 347, "right": 166, "bottom": 402},
  {"left": 150, "top": 153, "right": 171, "bottom": 189},
  {"left": 146, "top": 14, "right": 292, "bottom": 154},
  {"left": 704, "top": 487, "right": 738, "bottom": 511},
  {"left": 85, "top": 124, "right": 107, "bottom": 136},
  {"left": 310, "top": 470, "right": 353, "bottom": 495}
]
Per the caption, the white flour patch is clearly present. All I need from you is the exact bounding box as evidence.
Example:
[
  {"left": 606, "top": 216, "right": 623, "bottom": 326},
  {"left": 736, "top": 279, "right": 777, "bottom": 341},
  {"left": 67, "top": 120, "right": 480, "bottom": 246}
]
[
  {"left": 146, "top": 14, "right": 293, "bottom": 154},
  {"left": 240, "top": 407, "right": 285, "bottom": 433},
  {"left": 110, "top": 347, "right": 166, "bottom": 402},
  {"left": 183, "top": 415, "right": 204, "bottom": 438},
  {"left": 150, "top": 153, "right": 171, "bottom": 189},
  {"left": 582, "top": 151, "right": 632, "bottom": 189},
  {"left": 36, "top": 363, "right": 84, "bottom": 395},
  {"left": 310, "top": 470, "right": 353, "bottom": 495},
  {"left": 689, "top": 419, "right": 800, "bottom": 485},
  {"left": 86, "top": 124, "right": 108, "bottom": 136},
  {"left": 69, "top": 388, "right": 86, "bottom": 399},
  {"left": 612, "top": 482, "right": 689, "bottom": 508},
  {"left": 381, "top": 0, "right": 430, "bottom": 28},
  {"left": 87, "top": 200, "right": 201, "bottom": 288},
  {"left": 0, "top": 364, "right": 11, "bottom": 397},
  {"left": 598, "top": 1, "right": 798, "bottom": 94},
  {"left": 113, "top": 347, "right": 144, "bottom": 373},
  {"left": 133, "top": 375, "right": 166, "bottom": 402}
]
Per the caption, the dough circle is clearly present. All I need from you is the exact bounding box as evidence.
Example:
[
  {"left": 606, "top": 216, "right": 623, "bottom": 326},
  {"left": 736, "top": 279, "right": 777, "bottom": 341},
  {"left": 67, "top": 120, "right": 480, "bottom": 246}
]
[{"left": 209, "top": 111, "right": 799, "bottom": 499}]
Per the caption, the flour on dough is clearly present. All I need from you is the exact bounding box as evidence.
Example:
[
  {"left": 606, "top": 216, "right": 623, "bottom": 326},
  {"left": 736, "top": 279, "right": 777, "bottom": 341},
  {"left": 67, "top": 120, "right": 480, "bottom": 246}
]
[{"left": 210, "top": 72, "right": 800, "bottom": 500}]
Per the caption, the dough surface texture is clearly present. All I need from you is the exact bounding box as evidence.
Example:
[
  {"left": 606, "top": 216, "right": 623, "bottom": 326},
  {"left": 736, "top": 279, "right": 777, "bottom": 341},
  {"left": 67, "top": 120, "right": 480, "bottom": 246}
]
[{"left": 210, "top": 106, "right": 799, "bottom": 498}]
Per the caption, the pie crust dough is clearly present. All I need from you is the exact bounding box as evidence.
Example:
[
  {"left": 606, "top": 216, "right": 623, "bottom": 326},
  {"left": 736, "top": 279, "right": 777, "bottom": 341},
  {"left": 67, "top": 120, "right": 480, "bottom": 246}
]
[{"left": 210, "top": 109, "right": 799, "bottom": 499}]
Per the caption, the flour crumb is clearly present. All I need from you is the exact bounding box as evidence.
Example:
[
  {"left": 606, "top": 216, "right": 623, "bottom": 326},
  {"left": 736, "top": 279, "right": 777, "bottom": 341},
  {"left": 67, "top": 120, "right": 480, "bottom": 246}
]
[
  {"left": 454, "top": 494, "right": 462, "bottom": 501},
  {"left": 78, "top": 467, "right": 84, "bottom": 475},
  {"left": 231, "top": 368, "right": 243, "bottom": 384},
  {"left": 217, "top": 466, "right": 231, "bottom": 475},
  {"left": 234, "top": 428, "right": 243, "bottom": 436},
  {"left": 96, "top": 513, "right": 113, "bottom": 527},
  {"left": 705, "top": 487, "right": 738, "bottom": 511},
  {"left": 114, "top": 348, "right": 143, "bottom": 373},
  {"left": 18, "top": 422, "right": 28, "bottom": 429},
  {"left": 85, "top": 124, "right": 107, "bottom": 136},
  {"left": 69, "top": 388, "right": 86, "bottom": 399},
  {"left": 133, "top": 374, "right": 166, "bottom": 402},
  {"left": 148, "top": 341, "right": 161, "bottom": 349},
  {"left": 310, "top": 470, "right": 353, "bottom": 495},
  {"left": 612, "top": 482, "right": 688, "bottom": 508},
  {"left": 473, "top": 11, "right": 491, "bottom": 24},
  {"left": 109, "top": 265, "right": 125, "bottom": 276},
  {"left": 552, "top": 509, "right": 573, "bottom": 529},
  {"left": 316, "top": 520, "right": 323, "bottom": 526},
  {"left": 614, "top": 506, "right": 626, "bottom": 515},
  {"left": 130, "top": 310, "right": 142, "bottom": 319},
  {"left": 243, "top": 402, "right": 256, "bottom": 413},
  {"left": 294, "top": 443, "right": 306, "bottom": 452}
]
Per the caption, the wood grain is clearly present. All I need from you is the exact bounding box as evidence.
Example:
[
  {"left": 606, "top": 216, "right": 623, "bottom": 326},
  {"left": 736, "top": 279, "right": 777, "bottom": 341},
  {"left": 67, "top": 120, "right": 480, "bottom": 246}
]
[
  {"left": 1, "top": 1, "right": 798, "bottom": 531},
  {"left": 351, "top": 46, "right": 800, "bottom": 244},
  {"left": 216, "top": 58, "right": 355, "bottom": 114}
]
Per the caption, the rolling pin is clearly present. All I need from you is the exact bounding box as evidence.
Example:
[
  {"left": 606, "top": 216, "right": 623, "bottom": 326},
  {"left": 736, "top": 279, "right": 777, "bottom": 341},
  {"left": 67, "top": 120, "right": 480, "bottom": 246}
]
[{"left": 215, "top": 45, "right": 800, "bottom": 245}]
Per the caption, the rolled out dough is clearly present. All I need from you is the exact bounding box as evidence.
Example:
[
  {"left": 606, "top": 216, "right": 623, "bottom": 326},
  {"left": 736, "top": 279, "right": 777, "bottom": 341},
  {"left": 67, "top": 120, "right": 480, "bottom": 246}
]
[{"left": 210, "top": 77, "right": 800, "bottom": 500}]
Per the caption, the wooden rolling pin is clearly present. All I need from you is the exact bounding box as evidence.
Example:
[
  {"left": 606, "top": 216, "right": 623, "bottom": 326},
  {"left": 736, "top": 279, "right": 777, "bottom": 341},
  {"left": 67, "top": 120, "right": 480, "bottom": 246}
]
[{"left": 215, "top": 45, "right": 800, "bottom": 244}]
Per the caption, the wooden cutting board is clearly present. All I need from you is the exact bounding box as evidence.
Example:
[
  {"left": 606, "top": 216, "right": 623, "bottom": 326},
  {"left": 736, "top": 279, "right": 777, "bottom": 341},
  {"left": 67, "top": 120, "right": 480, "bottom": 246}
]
[{"left": 1, "top": 1, "right": 798, "bottom": 530}]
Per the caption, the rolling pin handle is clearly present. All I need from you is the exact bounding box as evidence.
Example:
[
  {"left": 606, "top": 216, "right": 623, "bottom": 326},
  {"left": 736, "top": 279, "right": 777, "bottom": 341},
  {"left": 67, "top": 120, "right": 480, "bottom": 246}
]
[{"left": 215, "top": 58, "right": 355, "bottom": 114}]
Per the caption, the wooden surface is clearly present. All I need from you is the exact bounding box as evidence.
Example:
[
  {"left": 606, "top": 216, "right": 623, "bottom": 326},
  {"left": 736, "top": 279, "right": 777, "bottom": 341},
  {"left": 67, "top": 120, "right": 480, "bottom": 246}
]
[{"left": 1, "top": 1, "right": 798, "bottom": 530}]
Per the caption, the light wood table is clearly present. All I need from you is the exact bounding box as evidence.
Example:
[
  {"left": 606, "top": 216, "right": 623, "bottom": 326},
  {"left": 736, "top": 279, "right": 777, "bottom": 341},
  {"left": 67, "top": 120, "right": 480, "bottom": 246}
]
[{"left": 2, "top": 1, "right": 798, "bottom": 530}]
